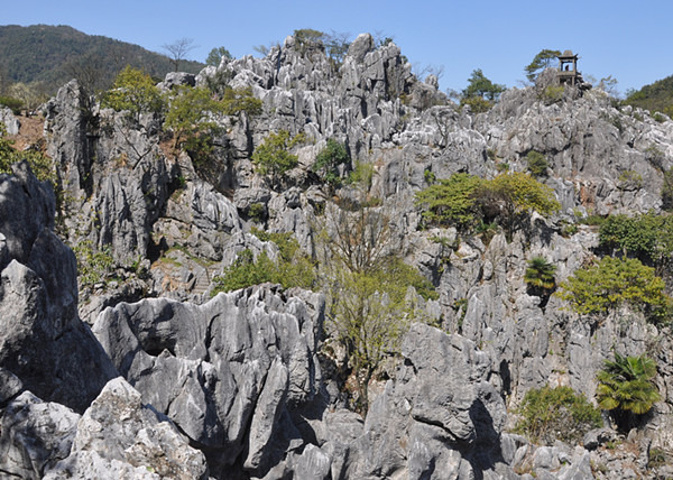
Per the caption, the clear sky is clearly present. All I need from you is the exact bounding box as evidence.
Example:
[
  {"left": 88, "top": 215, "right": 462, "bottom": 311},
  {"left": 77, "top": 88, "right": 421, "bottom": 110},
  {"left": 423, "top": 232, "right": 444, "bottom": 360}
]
[{"left": 4, "top": 0, "right": 673, "bottom": 96}]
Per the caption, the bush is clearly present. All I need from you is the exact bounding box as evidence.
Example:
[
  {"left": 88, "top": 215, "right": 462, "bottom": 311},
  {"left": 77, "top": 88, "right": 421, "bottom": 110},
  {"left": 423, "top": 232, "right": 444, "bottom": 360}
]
[
  {"left": 525, "top": 150, "right": 549, "bottom": 177},
  {"left": 415, "top": 171, "right": 560, "bottom": 237},
  {"left": 476, "top": 171, "right": 560, "bottom": 238},
  {"left": 313, "top": 138, "right": 350, "bottom": 189},
  {"left": 210, "top": 230, "right": 316, "bottom": 295},
  {"left": 596, "top": 353, "right": 661, "bottom": 431},
  {"left": 102, "top": 66, "right": 165, "bottom": 122},
  {"left": 0, "top": 95, "right": 24, "bottom": 114},
  {"left": 164, "top": 85, "right": 224, "bottom": 163},
  {"left": 252, "top": 130, "right": 306, "bottom": 183},
  {"left": 515, "top": 386, "right": 602, "bottom": 445},
  {"left": 558, "top": 256, "right": 669, "bottom": 320},
  {"left": 524, "top": 256, "right": 556, "bottom": 295},
  {"left": 415, "top": 172, "right": 483, "bottom": 230},
  {"left": 221, "top": 86, "right": 262, "bottom": 117},
  {"left": 598, "top": 212, "right": 673, "bottom": 268}
]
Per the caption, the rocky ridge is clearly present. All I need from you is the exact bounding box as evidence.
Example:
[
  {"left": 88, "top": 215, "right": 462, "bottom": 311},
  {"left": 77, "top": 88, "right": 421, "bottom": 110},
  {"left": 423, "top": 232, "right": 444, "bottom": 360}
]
[{"left": 1, "top": 32, "right": 673, "bottom": 479}]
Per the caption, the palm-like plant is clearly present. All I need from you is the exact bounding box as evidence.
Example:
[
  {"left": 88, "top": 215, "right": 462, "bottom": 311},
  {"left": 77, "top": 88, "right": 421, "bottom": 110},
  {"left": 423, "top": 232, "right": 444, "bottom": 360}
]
[
  {"left": 524, "top": 256, "right": 557, "bottom": 293},
  {"left": 596, "top": 353, "right": 661, "bottom": 429}
]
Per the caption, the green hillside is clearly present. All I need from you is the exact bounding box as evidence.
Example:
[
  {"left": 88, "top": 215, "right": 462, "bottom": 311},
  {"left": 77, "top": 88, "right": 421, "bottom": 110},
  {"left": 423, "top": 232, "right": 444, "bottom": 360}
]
[
  {"left": 0, "top": 24, "right": 204, "bottom": 94},
  {"left": 624, "top": 74, "right": 673, "bottom": 117}
]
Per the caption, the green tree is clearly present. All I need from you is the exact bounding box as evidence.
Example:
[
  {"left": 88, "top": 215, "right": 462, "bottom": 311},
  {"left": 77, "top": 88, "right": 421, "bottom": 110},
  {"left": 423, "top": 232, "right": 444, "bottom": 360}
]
[
  {"left": 524, "top": 256, "right": 556, "bottom": 296},
  {"left": 164, "top": 85, "right": 223, "bottom": 162},
  {"left": 558, "top": 256, "right": 669, "bottom": 320},
  {"left": 598, "top": 212, "right": 673, "bottom": 271},
  {"left": 102, "top": 66, "right": 165, "bottom": 123},
  {"left": 293, "top": 28, "right": 326, "bottom": 55},
  {"left": 414, "top": 172, "right": 483, "bottom": 230},
  {"left": 526, "top": 150, "right": 549, "bottom": 177},
  {"left": 460, "top": 69, "right": 505, "bottom": 112},
  {"left": 477, "top": 171, "right": 561, "bottom": 239},
  {"left": 313, "top": 138, "right": 350, "bottom": 190},
  {"left": 596, "top": 353, "right": 661, "bottom": 430},
  {"left": 252, "top": 130, "right": 306, "bottom": 186},
  {"left": 206, "top": 46, "right": 232, "bottom": 66},
  {"left": 515, "top": 386, "right": 602, "bottom": 445},
  {"left": 525, "top": 49, "right": 561, "bottom": 83},
  {"left": 320, "top": 205, "right": 436, "bottom": 412}
]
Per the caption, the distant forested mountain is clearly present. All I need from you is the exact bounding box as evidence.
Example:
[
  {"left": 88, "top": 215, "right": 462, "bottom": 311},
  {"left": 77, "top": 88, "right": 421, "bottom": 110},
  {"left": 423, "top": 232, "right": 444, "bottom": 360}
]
[
  {"left": 624, "top": 74, "right": 673, "bottom": 117},
  {"left": 0, "top": 24, "right": 204, "bottom": 94}
]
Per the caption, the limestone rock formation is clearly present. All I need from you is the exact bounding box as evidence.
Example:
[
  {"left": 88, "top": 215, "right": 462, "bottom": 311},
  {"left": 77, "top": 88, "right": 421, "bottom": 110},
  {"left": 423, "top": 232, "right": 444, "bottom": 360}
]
[{"left": 1, "top": 29, "right": 673, "bottom": 479}]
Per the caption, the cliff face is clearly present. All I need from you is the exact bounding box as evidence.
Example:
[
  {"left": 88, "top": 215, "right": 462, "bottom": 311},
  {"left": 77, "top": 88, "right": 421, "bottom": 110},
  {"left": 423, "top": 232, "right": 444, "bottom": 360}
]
[{"left": 1, "top": 32, "right": 673, "bottom": 479}]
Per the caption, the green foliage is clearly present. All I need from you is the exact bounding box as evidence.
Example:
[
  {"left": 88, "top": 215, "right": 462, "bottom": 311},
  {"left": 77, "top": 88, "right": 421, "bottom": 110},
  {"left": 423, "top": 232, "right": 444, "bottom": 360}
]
[
  {"left": 525, "top": 49, "right": 561, "bottom": 83},
  {"left": 461, "top": 69, "right": 506, "bottom": 102},
  {"left": 524, "top": 256, "right": 556, "bottom": 294},
  {"left": 416, "top": 171, "right": 560, "bottom": 237},
  {"left": 415, "top": 173, "right": 483, "bottom": 230},
  {"left": 0, "top": 95, "right": 23, "bottom": 114},
  {"left": 525, "top": 150, "right": 549, "bottom": 177},
  {"left": 598, "top": 212, "right": 673, "bottom": 268},
  {"left": 623, "top": 74, "right": 673, "bottom": 118},
  {"left": 211, "top": 230, "right": 316, "bottom": 295},
  {"left": 252, "top": 130, "right": 306, "bottom": 183},
  {"left": 662, "top": 168, "right": 673, "bottom": 211},
  {"left": 73, "top": 240, "right": 115, "bottom": 287},
  {"left": 540, "top": 85, "right": 565, "bottom": 104},
  {"left": 0, "top": 25, "right": 204, "bottom": 95},
  {"left": 0, "top": 125, "right": 54, "bottom": 183},
  {"left": 102, "top": 66, "right": 165, "bottom": 122},
  {"left": 460, "top": 96, "right": 494, "bottom": 113},
  {"left": 515, "top": 386, "right": 602, "bottom": 445},
  {"left": 347, "top": 161, "right": 375, "bottom": 189},
  {"left": 558, "top": 256, "right": 669, "bottom": 319},
  {"left": 476, "top": 171, "right": 561, "bottom": 238},
  {"left": 247, "top": 202, "right": 266, "bottom": 222},
  {"left": 293, "top": 29, "right": 326, "bottom": 54},
  {"left": 313, "top": 138, "right": 350, "bottom": 189},
  {"left": 206, "top": 46, "right": 232, "bottom": 66},
  {"left": 321, "top": 206, "right": 436, "bottom": 411},
  {"left": 617, "top": 170, "right": 643, "bottom": 190},
  {"left": 164, "top": 85, "right": 224, "bottom": 163},
  {"left": 596, "top": 353, "right": 661, "bottom": 429},
  {"left": 220, "top": 86, "right": 262, "bottom": 116}
]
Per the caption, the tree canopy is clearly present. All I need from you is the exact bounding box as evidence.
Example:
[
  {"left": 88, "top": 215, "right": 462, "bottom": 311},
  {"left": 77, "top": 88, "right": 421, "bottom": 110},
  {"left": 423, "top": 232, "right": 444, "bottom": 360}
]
[{"left": 525, "top": 49, "right": 561, "bottom": 83}]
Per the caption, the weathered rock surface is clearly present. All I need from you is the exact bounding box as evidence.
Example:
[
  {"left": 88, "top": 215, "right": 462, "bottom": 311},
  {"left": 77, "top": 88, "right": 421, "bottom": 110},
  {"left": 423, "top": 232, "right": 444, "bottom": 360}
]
[
  {"left": 93, "top": 285, "right": 326, "bottom": 478},
  {"left": 0, "top": 163, "right": 117, "bottom": 412},
  {"left": 3, "top": 29, "right": 673, "bottom": 479},
  {"left": 44, "top": 377, "right": 208, "bottom": 480}
]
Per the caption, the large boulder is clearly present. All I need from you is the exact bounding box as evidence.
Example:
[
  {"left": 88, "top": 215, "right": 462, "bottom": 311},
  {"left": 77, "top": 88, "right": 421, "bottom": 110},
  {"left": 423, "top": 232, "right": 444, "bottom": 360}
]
[
  {"left": 44, "top": 377, "right": 208, "bottom": 480},
  {"left": 93, "top": 285, "right": 325, "bottom": 478},
  {"left": 0, "top": 163, "right": 117, "bottom": 412}
]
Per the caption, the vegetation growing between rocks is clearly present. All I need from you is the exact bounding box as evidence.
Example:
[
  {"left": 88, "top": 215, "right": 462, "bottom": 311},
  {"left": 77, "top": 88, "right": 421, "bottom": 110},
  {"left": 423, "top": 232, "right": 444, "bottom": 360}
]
[
  {"left": 102, "top": 66, "right": 165, "bottom": 123},
  {"left": 596, "top": 353, "right": 661, "bottom": 431},
  {"left": 252, "top": 130, "right": 307, "bottom": 185},
  {"left": 319, "top": 205, "right": 437, "bottom": 412},
  {"left": 164, "top": 85, "right": 224, "bottom": 162},
  {"left": 211, "top": 230, "right": 316, "bottom": 294},
  {"left": 515, "top": 385, "right": 602, "bottom": 445},
  {"left": 557, "top": 256, "right": 670, "bottom": 321},
  {"left": 313, "top": 138, "right": 350, "bottom": 190},
  {"left": 0, "top": 125, "right": 54, "bottom": 183},
  {"left": 415, "top": 171, "right": 560, "bottom": 238}
]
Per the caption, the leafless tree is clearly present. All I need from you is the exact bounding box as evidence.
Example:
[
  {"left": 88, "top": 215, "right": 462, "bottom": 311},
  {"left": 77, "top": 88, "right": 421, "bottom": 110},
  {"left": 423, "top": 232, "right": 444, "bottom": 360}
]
[{"left": 162, "top": 38, "right": 197, "bottom": 71}]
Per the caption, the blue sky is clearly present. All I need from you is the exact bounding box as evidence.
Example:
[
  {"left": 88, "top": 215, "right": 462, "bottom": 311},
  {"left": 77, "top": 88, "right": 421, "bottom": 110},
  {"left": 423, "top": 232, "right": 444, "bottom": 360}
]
[{"left": 5, "top": 0, "right": 673, "bottom": 96}]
